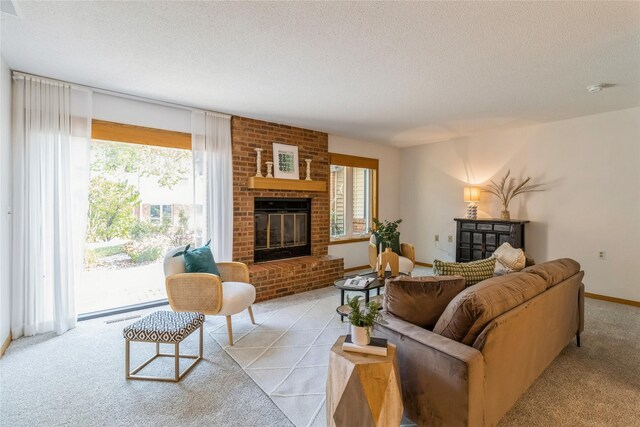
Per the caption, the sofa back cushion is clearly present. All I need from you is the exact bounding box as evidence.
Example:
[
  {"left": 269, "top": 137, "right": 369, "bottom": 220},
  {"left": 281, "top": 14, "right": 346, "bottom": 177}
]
[
  {"left": 433, "top": 272, "right": 547, "bottom": 345},
  {"left": 522, "top": 258, "right": 580, "bottom": 289},
  {"left": 384, "top": 275, "right": 466, "bottom": 330}
]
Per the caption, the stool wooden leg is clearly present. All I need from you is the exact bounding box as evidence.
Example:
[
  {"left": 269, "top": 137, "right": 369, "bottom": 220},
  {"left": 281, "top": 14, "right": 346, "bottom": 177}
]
[
  {"left": 248, "top": 306, "right": 256, "bottom": 324},
  {"left": 226, "top": 315, "right": 234, "bottom": 346},
  {"left": 125, "top": 339, "right": 131, "bottom": 379},
  {"left": 174, "top": 342, "right": 180, "bottom": 382}
]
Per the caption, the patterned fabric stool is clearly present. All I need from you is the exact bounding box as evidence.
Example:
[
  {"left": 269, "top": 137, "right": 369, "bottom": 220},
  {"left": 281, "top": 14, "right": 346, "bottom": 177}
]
[{"left": 123, "top": 311, "right": 205, "bottom": 382}]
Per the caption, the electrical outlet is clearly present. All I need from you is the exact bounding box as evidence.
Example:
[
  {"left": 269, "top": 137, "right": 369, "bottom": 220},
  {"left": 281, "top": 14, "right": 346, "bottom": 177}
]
[
  {"left": 435, "top": 235, "right": 439, "bottom": 242},
  {"left": 598, "top": 251, "right": 606, "bottom": 260},
  {"left": 448, "top": 235, "right": 453, "bottom": 242}
]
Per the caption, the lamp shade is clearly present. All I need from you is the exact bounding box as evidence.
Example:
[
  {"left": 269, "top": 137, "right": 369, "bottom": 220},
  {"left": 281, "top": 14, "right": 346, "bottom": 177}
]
[{"left": 463, "top": 186, "right": 480, "bottom": 202}]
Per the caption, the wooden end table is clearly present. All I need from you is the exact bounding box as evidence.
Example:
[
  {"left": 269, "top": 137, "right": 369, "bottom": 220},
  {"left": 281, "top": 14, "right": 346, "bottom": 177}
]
[{"left": 326, "top": 335, "right": 403, "bottom": 427}]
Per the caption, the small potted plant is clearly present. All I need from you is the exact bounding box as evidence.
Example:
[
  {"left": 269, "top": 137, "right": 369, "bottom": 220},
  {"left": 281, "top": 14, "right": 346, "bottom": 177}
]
[
  {"left": 347, "top": 295, "right": 382, "bottom": 345},
  {"left": 370, "top": 218, "right": 402, "bottom": 252}
]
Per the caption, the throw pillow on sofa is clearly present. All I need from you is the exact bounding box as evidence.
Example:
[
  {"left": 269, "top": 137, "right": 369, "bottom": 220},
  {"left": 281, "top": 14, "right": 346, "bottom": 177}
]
[
  {"left": 433, "top": 257, "right": 496, "bottom": 287},
  {"left": 493, "top": 242, "right": 526, "bottom": 275},
  {"left": 384, "top": 275, "right": 465, "bottom": 330}
]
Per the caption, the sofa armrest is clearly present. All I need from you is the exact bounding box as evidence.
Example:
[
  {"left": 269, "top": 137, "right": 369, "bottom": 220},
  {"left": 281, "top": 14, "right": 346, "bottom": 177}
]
[
  {"left": 374, "top": 312, "right": 484, "bottom": 427},
  {"left": 368, "top": 243, "right": 378, "bottom": 270},
  {"left": 217, "top": 262, "right": 250, "bottom": 283},
  {"left": 400, "top": 243, "right": 415, "bottom": 265}
]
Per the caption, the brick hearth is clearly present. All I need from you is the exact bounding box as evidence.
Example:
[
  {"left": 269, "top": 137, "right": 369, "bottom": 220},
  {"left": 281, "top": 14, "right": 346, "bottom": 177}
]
[{"left": 231, "top": 116, "right": 343, "bottom": 302}]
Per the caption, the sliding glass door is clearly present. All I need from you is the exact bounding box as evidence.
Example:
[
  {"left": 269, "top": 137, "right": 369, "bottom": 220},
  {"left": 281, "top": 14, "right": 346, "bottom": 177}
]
[{"left": 77, "top": 138, "right": 194, "bottom": 314}]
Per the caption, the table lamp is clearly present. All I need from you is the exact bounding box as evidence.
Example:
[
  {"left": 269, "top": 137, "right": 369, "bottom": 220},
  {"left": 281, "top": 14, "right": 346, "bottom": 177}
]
[{"left": 464, "top": 186, "right": 480, "bottom": 219}]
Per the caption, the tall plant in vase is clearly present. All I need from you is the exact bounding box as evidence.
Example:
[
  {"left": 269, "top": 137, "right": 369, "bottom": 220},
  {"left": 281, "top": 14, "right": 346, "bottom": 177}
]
[
  {"left": 485, "top": 170, "right": 544, "bottom": 219},
  {"left": 370, "top": 218, "right": 402, "bottom": 251}
]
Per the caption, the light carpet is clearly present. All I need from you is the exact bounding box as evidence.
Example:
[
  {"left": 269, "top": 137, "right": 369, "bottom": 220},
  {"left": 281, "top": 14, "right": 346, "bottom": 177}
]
[{"left": 1, "top": 281, "right": 638, "bottom": 426}]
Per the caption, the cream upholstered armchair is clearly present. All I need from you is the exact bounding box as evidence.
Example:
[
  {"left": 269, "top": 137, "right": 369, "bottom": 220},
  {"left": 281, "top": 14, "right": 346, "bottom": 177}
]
[
  {"left": 368, "top": 235, "right": 416, "bottom": 275},
  {"left": 163, "top": 246, "right": 256, "bottom": 346}
]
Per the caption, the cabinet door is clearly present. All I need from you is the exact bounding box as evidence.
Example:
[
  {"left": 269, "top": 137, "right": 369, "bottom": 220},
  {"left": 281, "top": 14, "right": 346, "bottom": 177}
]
[
  {"left": 459, "top": 247, "right": 471, "bottom": 261},
  {"left": 498, "top": 234, "right": 511, "bottom": 246}
]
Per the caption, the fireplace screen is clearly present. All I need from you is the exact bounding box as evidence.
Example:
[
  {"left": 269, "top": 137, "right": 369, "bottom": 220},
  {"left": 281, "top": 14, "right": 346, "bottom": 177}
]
[
  {"left": 255, "top": 213, "right": 308, "bottom": 250},
  {"left": 254, "top": 198, "right": 311, "bottom": 263}
]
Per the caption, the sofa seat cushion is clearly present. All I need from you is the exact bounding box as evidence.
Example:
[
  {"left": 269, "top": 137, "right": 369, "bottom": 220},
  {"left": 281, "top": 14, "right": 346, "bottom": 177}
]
[
  {"left": 433, "top": 272, "right": 547, "bottom": 345},
  {"left": 522, "top": 258, "right": 580, "bottom": 289},
  {"left": 384, "top": 275, "right": 466, "bottom": 330},
  {"left": 433, "top": 257, "right": 496, "bottom": 287}
]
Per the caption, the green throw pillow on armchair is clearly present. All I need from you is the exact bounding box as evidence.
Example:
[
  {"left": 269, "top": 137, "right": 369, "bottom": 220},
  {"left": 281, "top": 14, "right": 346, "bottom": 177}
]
[{"left": 183, "top": 240, "right": 221, "bottom": 277}]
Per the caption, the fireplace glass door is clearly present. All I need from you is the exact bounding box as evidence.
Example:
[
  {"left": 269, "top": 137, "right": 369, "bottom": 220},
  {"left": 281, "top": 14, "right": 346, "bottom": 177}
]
[{"left": 254, "top": 198, "right": 311, "bottom": 262}]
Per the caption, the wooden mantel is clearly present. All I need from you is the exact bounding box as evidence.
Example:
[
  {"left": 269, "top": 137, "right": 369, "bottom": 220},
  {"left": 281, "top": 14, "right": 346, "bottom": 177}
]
[{"left": 247, "top": 177, "right": 327, "bottom": 192}]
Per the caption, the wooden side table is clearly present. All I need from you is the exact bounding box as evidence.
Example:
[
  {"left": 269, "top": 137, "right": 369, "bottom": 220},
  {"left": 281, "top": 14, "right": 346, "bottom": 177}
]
[{"left": 326, "top": 336, "right": 403, "bottom": 426}]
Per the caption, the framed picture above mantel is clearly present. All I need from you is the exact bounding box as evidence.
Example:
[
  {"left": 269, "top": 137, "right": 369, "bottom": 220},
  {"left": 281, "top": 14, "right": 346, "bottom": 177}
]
[{"left": 273, "top": 143, "right": 300, "bottom": 180}]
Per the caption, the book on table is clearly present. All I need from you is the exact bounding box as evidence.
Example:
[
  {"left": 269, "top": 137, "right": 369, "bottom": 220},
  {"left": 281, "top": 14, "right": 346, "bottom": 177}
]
[
  {"left": 343, "top": 276, "right": 376, "bottom": 289},
  {"left": 342, "top": 335, "right": 388, "bottom": 357}
]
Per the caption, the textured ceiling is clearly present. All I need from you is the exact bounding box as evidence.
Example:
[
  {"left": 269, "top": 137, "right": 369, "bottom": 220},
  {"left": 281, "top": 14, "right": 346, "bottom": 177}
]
[{"left": 2, "top": 1, "right": 639, "bottom": 146}]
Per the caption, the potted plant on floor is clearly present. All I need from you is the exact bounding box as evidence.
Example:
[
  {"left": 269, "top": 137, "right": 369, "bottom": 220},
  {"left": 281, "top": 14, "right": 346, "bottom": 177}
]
[{"left": 347, "top": 295, "right": 382, "bottom": 345}]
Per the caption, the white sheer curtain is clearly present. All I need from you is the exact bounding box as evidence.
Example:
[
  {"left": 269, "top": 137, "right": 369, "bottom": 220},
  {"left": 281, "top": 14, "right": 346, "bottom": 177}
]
[
  {"left": 191, "top": 111, "right": 233, "bottom": 261},
  {"left": 12, "top": 74, "right": 92, "bottom": 337}
]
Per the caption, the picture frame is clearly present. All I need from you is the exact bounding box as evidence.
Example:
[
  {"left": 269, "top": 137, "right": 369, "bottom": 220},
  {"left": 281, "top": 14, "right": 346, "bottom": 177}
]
[{"left": 272, "top": 143, "right": 300, "bottom": 180}]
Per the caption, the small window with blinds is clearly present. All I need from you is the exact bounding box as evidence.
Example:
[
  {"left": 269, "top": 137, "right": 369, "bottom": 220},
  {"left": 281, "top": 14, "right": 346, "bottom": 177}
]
[{"left": 329, "top": 154, "right": 378, "bottom": 244}]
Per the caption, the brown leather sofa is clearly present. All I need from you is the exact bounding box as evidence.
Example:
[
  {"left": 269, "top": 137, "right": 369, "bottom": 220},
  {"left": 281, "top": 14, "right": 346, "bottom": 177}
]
[{"left": 374, "top": 258, "right": 585, "bottom": 426}]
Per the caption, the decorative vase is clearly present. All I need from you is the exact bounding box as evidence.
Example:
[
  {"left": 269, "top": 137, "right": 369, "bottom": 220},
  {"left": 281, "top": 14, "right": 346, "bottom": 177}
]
[
  {"left": 500, "top": 204, "right": 510, "bottom": 220},
  {"left": 377, "top": 247, "right": 399, "bottom": 278},
  {"left": 254, "top": 148, "right": 263, "bottom": 177},
  {"left": 265, "top": 161, "right": 273, "bottom": 178},
  {"left": 351, "top": 324, "right": 370, "bottom": 346},
  {"left": 305, "top": 158, "right": 312, "bottom": 181}
]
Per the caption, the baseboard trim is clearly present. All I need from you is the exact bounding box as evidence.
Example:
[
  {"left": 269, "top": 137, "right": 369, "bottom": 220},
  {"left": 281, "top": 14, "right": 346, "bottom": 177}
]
[
  {"left": 585, "top": 292, "right": 639, "bottom": 307},
  {"left": 415, "top": 261, "right": 433, "bottom": 268},
  {"left": 0, "top": 333, "right": 11, "bottom": 358},
  {"left": 344, "top": 265, "right": 371, "bottom": 273}
]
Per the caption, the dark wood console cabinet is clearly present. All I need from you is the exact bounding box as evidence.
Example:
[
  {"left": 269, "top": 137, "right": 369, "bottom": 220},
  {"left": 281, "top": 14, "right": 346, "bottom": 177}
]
[{"left": 454, "top": 218, "right": 529, "bottom": 262}]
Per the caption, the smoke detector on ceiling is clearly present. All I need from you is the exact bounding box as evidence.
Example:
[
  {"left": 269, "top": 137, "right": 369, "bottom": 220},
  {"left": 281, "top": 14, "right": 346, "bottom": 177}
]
[{"left": 586, "top": 84, "right": 609, "bottom": 93}]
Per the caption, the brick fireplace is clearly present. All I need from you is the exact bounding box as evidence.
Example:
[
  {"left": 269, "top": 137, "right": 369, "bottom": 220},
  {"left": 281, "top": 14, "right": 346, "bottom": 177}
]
[{"left": 231, "top": 116, "right": 343, "bottom": 302}]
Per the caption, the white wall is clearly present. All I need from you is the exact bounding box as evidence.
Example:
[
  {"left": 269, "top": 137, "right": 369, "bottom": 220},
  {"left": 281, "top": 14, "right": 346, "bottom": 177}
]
[
  {"left": 328, "top": 135, "right": 402, "bottom": 269},
  {"left": 400, "top": 107, "right": 640, "bottom": 301},
  {"left": 0, "top": 56, "right": 13, "bottom": 346},
  {"left": 92, "top": 92, "right": 191, "bottom": 133}
]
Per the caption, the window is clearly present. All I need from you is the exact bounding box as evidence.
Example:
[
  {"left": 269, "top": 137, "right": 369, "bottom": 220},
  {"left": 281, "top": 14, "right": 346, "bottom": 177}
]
[
  {"left": 162, "top": 204, "right": 173, "bottom": 222},
  {"left": 329, "top": 153, "right": 378, "bottom": 243},
  {"left": 150, "top": 204, "right": 161, "bottom": 223}
]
